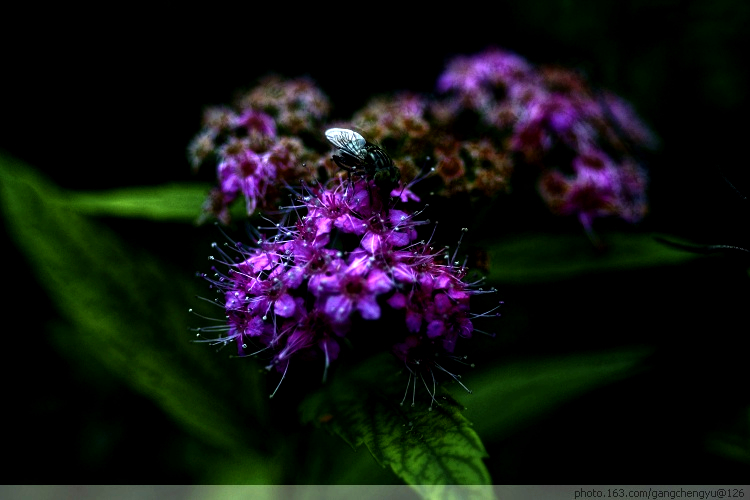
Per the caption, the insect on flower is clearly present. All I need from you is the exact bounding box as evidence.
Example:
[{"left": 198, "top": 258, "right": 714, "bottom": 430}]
[{"left": 325, "top": 128, "right": 401, "bottom": 213}]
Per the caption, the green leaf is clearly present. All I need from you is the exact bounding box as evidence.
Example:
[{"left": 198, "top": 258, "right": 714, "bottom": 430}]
[
  {"left": 58, "top": 182, "right": 212, "bottom": 221},
  {"left": 452, "top": 348, "right": 652, "bottom": 440},
  {"left": 300, "top": 354, "right": 493, "bottom": 498},
  {"left": 0, "top": 156, "right": 272, "bottom": 475},
  {"left": 705, "top": 404, "right": 750, "bottom": 465},
  {"left": 484, "top": 232, "right": 698, "bottom": 283}
]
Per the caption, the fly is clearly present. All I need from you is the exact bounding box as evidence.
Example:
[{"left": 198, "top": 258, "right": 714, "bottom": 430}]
[{"left": 325, "top": 128, "right": 401, "bottom": 214}]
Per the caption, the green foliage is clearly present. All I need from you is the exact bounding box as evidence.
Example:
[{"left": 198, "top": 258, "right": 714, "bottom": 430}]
[
  {"left": 451, "top": 349, "right": 652, "bottom": 440},
  {"left": 300, "top": 354, "right": 492, "bottom": 496},
  {"left": 59, "top": 182, "right": 212, "bottom": 221},
  {"left": 0, "top": 156, "right": 277, "bottom": 483},
  {"left": 483, "top": 231, "right": 698, "bottom": 283}
]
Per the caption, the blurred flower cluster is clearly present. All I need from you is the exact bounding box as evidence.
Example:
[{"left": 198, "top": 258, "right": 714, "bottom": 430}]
[
  {"left": 190, "top": 48, "right": 655, "bottom": 234},
  {"left": 354, "top": 47, "right": 657, "bottom": 234},
  {"left": 188, "top": 76, "right": 331, "bottom": 224}
]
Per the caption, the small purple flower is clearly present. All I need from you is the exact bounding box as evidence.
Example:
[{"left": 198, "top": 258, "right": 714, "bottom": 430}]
[
  {"left": 538, "top": 169, "right": 615, "bottom": 234},
  {"left": 359, "top": 208, "right": 421, "bottom": 255},
  {"left": 315, "top": 255, "right": 394, "bottom": 323},
  {"left": 306, "top": 181, "right": 368, "bottom": 238},
  {"left": 233, "top": 109, "right": 276, "bottom": 138},
  {"left": 511, "top": 94, "right": 595, "bottom": 160},
  {"left": 437, "top": 47, "right": 532, "bottom": 103}
]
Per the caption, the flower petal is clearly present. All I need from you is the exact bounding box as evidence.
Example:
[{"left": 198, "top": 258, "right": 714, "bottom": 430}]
[
  {"left": 274, "top": 293, "right": 296, "bottom": 318},
  {"left": 325, "top": 295, "right": 353, "bottom": 323},
  {"left": 357, "top": 296, "right": 381, "bottom": 320}
]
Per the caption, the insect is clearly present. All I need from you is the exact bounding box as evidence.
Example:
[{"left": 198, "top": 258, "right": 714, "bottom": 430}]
[{"left": 325, "top": 128, "right": 401, "bottom": 214}]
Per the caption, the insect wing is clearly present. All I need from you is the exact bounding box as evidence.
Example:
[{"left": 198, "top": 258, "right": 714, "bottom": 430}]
[{"left": 325, "top": 128, "right": 367, "bottom": 157}]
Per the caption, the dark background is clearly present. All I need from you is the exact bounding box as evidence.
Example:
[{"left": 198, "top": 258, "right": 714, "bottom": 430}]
[
  {"left": 4, "top": 2, "right": 749, "bottom": 239},
  {"left": 2, "top": 1, "right": 749, "bottom": 485}
]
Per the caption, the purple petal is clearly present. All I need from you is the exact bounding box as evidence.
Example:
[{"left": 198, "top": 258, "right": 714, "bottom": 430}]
[
  {"left": 274, "top": 293, "right": 296, "bottom": 318},
  {"left": 405, "top": 310, "right": 422, "bottom": 333},
  {"left": 356, "top": 296, "right": 381, "bottom": 320},
  {"left": 366, "top": 269, "right": 393, "bottom": 294},
  {"left": 241, "top": 253, "right": 277, "bottom": 274},
  {"left": 391, "top": 263, "right": 416, "bottom": 284},
  {"left": 442, "top": 337, "right": 456, "bottom": 353},
  {"left": 315, "top": 217, "right": 333, "bottom": 238},
  {"left": 319, "top": 337, "right": 340, "bottom": 361},
  {"left": 387, "top": 292, "right": 407, "bottom": 309},
  {"left": 458, "top": 317, "right": 473, "bottom": 338},
  {"left": 225, "top": 290, "right": 246, "bottom": 310},
  {"left": 434, "top": 293, "right": 452, "bottom": 313},
  {"left": 234, "top": 109, "right": 276, "bottom": 137},
  {"left": 284, "top": 266, "right": 305, "bottom": 289},
  {"left": 346, "top": 253, "right": 371, "bottom": 276},
  {"left": 426, "top": 320, "right": 445, "bottom": 338},
  {"left": 317, "top": 272, "right": 343, "bottom": 293},
  {"left": 360, "top": 232, "right": 383, "bottom": 254},
  {"left": 325, "top": 295, "right": 353, "bottom": 323},
  {"left": 433, "top": 273, "right": 453, "bottom": 290},
  {"left": 386, "top": 231, "right": 410, "bottom": 248},
  {"left": 218, "top": 163, "right": 242, "bottom": 195},
  {"left": 334, "top": 214, "right": 367, "bottom": 235}
]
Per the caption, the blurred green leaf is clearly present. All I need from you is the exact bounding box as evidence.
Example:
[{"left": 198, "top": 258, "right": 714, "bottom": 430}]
[
  {"left": 705, "top": 405, "right": 750, "bottom": 465},
  {"left": 0, "top": 156, "right": 274, "bottom": 481},
  {"left": 58, "top": 183, "right": 211, "bottom": 221},
  {"left": 300, "top": 354, "right": 492, "bottom": 498},
  {"left": 485, "top": 232, "right": 698, "bottom": 283},
  {"left": 453, "top": 348, "right": 652, "bottom": 440}
]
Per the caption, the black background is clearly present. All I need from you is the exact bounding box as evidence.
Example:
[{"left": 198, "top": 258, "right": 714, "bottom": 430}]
[
  {"left": 2, "top": 1, "right": 749, "bottom": 485},
  {"left": 4, "top": 3, "right": 749, "bottom": 239}
]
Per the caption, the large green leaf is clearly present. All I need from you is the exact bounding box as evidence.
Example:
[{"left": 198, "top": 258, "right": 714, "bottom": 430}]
[
  {"left": 452, "top": 348, "right": 652, "bottom": 440},
  {"left": 58, "top": 182, "right": 211, "bottom": 221},
  {"left": 484, "top": 232, "right": 698, "bottom": 283},
  {"left": 0, "top": 156, "right": 274, "bottom": 481},
  {"left": 300, "top": 354, "right": 493, "bottom": 499}
]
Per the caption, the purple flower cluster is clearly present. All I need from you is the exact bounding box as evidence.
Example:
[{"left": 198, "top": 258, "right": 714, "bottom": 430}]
[
  {"left": 436, "top": 48, "right": 534, "bottom": 112},
  {"left": 435, "top": 47, "right": 656, "bottom": 232},
  {"left": 196, "top": 177, "right": 495, "bottom": 397},
  {"left": 189, "top": 52, "right": 655, "bottom": 236},
  {"left": 537, "top": 151, "right": 648, "bottom": 232},
  {"left": 188, "top": 76, "right": 330, "bottom": 223},
  {"left": 333, "top": 48, "right": 654, "bottom": 235}
]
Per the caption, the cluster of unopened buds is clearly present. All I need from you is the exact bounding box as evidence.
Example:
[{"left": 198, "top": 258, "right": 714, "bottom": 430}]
[{"left": 194, "top": 157, "right": 499, "bottom": 400}]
